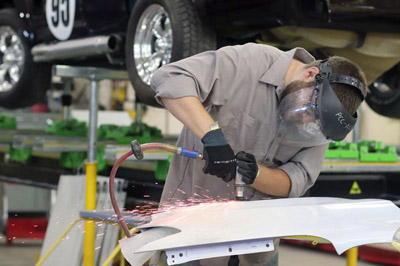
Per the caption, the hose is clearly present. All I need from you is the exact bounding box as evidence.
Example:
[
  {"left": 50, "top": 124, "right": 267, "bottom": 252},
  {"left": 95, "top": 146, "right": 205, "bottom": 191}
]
[
  {"left": 109, "top": 141, "right": 202, "bottom": 238},
  {"left": 109, "top": 149, "right": 134, "bottom": 238}
]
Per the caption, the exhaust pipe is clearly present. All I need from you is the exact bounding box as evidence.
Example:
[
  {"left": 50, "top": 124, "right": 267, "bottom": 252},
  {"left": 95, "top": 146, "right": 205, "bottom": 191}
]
[{"left": 31, "top": 35, "right": 121, "bottom": 62}]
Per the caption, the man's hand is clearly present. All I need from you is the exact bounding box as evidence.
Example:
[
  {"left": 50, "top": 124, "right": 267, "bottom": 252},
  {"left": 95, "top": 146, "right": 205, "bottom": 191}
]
[
  {"left": 201, "top": 128, "right": 236, "bottom": 182},
  {"left": 236, "top": 151, "right": 259, "bottom": 184}
]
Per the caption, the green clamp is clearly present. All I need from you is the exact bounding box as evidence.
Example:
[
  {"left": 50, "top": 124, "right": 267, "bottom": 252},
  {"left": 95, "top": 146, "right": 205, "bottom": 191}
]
[
  {"left": 98, "top": 122, "right": 163, "bottom": 144},
  {"left": 325, "top": 141, "right": 359, "bottom": 159},
  {"left": 0, "top": 114, "right": 17, "bottom": 129},
  {"left": 59, "top": 151, "right": 87, "bottom": 169},
  {"left": 154, "top": 155, "right": 172, "bottom": 181},
  {"left": 60, "top": 146, "right": 106, "bottom": 172},
  {"left": 45, "top": 119, "right": 88, "bottom": 137},
  {"left": 98, "top": 124, "right": 124, "bottom": 140},
  {"left": 9, "top": 144, "right": 31, "bottom": 163},
  {"left": 358, "top": 140, "right": 398, "bottom": 162}
]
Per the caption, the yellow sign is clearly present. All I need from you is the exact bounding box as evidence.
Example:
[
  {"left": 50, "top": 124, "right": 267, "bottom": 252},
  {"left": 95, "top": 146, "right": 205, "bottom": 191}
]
[{"left": 350, "top": 181, "right": 362, "bottom": 195}]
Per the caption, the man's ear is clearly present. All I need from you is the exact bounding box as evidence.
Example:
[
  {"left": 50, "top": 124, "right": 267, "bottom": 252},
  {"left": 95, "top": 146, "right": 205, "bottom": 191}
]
[{"left": 302, "top": 66, "right": 319, "bottom": 82}]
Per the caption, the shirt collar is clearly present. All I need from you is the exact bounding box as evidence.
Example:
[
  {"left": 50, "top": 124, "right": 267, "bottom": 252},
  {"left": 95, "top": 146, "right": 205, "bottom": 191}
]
[{"left": 259, "top": 47, "right": 315, "bottom": 97}]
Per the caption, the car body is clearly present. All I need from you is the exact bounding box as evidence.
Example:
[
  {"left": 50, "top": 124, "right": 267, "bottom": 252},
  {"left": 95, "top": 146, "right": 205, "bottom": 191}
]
[{"left": 0, "top": 0, "right": 400, "bottom": 117}]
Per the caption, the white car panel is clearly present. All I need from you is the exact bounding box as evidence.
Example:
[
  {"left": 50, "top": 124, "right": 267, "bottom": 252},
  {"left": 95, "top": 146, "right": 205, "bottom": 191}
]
[{"left": 121, "top": 197, "right": 400, "bottom": 265}]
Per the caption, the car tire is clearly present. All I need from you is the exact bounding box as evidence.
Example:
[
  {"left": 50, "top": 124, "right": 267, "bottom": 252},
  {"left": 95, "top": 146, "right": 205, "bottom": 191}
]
[
  {"left": 125, "top": 0, "right": 216, "bottom": 107},
  {"left": 366, "top": 63, "right": 400, "bottom": 118},
  {"left": 0, "top": 9, "right": 51, "bottom": 109}
]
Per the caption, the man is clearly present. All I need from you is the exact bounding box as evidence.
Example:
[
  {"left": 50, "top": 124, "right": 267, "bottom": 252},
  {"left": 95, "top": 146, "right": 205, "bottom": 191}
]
[{"left": 150, "top": 43, "right": 367, "bottom": 266}]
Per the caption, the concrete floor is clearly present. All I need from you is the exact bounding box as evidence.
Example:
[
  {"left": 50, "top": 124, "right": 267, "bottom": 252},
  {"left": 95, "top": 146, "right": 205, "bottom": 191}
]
[
  {"left": 0, "top": 234, "right": 381, "bottom": 266},
  {"left": 0, "top": 236, "right": 42, "bottom": 266}
]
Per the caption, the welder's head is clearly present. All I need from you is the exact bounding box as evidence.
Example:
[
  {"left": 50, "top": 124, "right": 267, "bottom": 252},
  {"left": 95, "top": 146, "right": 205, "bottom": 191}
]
[{"left": 277, "top": 57, "right": 367, "bottom": 147}]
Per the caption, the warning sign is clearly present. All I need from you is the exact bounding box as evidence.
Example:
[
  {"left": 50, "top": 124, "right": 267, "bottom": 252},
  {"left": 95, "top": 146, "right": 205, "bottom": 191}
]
[{"left": 350, "top": 181, "right": 362, "bottom": 195}]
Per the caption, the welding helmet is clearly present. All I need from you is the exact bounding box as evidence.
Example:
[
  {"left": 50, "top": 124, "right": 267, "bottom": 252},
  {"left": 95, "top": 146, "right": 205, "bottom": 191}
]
[{"left": 277, "top": 59, "right": 366, "bottom": 147}]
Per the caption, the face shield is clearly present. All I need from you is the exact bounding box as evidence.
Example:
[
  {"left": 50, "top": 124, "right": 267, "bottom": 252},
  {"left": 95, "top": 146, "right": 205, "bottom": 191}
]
[
  {"left": 277, "top": 59, "right": 366, "bottom": 147},
  {"left": 277, "top": 86, "right": 330, "bottom": 147}
]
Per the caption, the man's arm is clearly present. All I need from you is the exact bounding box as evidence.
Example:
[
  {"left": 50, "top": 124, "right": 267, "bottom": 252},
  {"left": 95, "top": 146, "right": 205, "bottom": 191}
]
[
  {"left": 251, "top": 165, "right": 291, "bottom": 197},
  {"left": 161, "top": 95, "right": 237, "bottom": 181},
  {"left": 237, "top": 145, "right": 327, "bottom": 198},
  {"left": 160, "top": 96, "right": 214, "bottom": 139},
  {"left": 236, "top": 151, "right": 291, "bottom": 197}
]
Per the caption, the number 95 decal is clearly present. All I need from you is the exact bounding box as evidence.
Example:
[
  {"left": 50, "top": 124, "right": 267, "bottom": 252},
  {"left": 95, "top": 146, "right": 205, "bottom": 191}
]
[{"left": 46, "top": 0, "right": 76, "bottom": 40}]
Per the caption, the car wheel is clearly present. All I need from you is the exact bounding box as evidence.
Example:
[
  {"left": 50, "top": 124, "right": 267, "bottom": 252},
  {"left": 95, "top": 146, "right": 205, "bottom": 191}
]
[
  {"left": 125, "top": 0, "right": 216, "bottom": 107},
  {"left": 0, "top": 9, "right": 51, "bottom": 109},
  {"left": 366, "top": 63, "right": 400, "bottom": 118}
]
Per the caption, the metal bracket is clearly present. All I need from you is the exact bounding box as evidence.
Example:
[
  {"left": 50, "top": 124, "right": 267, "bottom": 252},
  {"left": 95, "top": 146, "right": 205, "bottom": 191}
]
[{"left": 166, "top": 238, "right": 275, "bottom": 265}]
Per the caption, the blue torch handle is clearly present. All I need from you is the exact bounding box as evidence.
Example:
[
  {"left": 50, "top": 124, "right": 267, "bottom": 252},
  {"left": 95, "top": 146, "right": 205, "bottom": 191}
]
[{"left": 180, "top": 147, "right": 201, "bottom": 159}]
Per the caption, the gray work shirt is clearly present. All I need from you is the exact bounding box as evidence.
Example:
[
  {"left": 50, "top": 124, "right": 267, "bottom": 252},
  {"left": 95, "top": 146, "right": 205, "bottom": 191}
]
[{"left": 151, "top": 43, "right": 328, "bottom": 204}]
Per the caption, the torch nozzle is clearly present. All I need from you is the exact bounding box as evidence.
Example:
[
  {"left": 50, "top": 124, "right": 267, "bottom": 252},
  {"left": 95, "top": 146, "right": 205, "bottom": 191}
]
[{"left": 235, "top": 171, "right": 246, "bottom": 201}]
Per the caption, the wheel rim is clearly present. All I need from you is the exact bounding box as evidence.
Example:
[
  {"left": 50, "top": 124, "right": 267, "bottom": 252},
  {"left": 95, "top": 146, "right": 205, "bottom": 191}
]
[
  {"left": 368, "top": 65, "right": 400, "bottom": 101},
  {"left": 133, "top": 4, "right": 173, "bottom": 85},
  {"left": 0, "top": 26, "right": 24, "bottom": 93},
  {"left": 369, "top": 81, "right": 393, "bottom": 98}
]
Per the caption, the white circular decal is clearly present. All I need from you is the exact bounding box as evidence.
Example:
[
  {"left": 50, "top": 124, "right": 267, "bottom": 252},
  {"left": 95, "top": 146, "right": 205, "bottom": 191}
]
[{"left": 46, "top": 0, "right": 76, "bottom": 40}]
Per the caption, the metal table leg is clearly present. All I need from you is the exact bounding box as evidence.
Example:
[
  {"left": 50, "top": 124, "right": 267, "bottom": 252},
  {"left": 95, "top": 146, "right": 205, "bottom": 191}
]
[
  {"left": 52, "top": 65, "right": 129, "bottom": 266},
  {"left": 84, "top": 80, "right": 99, "bottom": 266}
]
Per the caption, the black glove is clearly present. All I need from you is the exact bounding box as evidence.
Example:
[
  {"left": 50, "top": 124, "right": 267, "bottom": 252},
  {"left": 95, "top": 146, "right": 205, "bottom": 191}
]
[
  {"left": 201, "top": 128, "right": 236, "bottom": 182},
  {"left": 236, "top": 151, "right": 259, "bottom": 184}
]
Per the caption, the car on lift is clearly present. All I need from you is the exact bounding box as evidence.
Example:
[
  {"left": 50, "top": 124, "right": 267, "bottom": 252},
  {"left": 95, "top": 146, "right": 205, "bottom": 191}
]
[{"left": 0, "top": 0, "right": 400, "bottom": 118}]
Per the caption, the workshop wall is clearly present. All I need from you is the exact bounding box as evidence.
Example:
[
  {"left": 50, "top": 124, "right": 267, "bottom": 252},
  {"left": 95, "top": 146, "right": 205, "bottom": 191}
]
[
  {"left": 126, "top": 83, "right": 184, "bottom": 136},
  {"left": 142, "top": 106, "right": 183, "bottom": 136},
  {"left": 360, "top": 102, "right": 400, "bottom": 146}
]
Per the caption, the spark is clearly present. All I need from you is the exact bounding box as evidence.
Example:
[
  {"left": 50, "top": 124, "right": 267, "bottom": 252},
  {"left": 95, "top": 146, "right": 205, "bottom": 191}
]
[{"left": 177, "top": 189, "right": 187, "bottom": 195}]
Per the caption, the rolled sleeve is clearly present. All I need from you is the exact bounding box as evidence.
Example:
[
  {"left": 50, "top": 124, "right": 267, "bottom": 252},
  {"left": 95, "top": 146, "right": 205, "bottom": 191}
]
[
  {"left": 278, "top": 144, "right": 328, "bottom": 197},
  {"left": 151, "top": 74, "right": 199, "bottom": 106},
  {"left": 150, "top": 50, "right": 223, "bottom": 106},
  {"left": 150, "top": 43, "right": 269, "bottom": 107}
]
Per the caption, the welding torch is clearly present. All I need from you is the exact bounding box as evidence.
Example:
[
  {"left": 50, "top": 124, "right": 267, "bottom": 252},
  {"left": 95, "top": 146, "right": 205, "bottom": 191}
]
[
  {"left": 130, "top": 140, "right": 246, "bottom": 200},
  {"left": 109, "top": 140, "right": 246, "bottom": 238}
]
